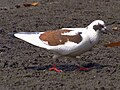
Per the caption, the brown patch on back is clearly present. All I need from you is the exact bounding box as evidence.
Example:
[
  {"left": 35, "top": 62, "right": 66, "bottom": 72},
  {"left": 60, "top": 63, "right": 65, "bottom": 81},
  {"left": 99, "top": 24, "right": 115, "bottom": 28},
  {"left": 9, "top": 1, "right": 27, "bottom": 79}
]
[{"left": 39, "top": 29, "right": 82, "bottom": 46}]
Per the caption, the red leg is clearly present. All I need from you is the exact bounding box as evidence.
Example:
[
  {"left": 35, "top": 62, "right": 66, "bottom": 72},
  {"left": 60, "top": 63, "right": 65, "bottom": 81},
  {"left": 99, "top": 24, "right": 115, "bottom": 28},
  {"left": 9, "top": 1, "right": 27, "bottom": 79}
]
[
  {"left": 79, "top": 67, "right": 91, "bottom": 71},
  {"left": 49, "top": 64, "right": 62, "bottom": 72}
]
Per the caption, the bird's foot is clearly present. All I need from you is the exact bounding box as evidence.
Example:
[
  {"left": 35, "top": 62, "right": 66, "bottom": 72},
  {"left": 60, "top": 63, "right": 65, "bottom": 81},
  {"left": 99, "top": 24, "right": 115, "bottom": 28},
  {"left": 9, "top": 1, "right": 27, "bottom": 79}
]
[
  {"left": 79, "top": 67, "right": 91, "bottom": 71},
  {"left": 49, "top": 65, "right": 62, "bottom": 72}
]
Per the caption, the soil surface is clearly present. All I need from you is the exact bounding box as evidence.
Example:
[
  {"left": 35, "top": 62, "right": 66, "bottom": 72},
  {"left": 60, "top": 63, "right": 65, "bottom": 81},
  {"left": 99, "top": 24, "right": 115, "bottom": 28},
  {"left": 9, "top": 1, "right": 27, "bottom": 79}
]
[{"left": 0, "top": 0, "right": 120, "bottom": 90}]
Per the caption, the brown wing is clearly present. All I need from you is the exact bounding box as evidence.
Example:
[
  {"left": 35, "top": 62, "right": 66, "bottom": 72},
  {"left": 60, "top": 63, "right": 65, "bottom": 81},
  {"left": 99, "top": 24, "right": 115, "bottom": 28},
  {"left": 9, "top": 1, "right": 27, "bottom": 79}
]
[{"left": 39, "top": 29, "right": 82, "bottom": 46}]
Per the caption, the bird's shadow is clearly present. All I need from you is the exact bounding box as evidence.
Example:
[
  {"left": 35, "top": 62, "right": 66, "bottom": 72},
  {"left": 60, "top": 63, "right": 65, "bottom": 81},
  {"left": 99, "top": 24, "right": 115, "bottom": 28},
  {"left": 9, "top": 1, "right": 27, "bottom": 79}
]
[{"left": 25, "top": 62, "right": 111, "bottom": 72}]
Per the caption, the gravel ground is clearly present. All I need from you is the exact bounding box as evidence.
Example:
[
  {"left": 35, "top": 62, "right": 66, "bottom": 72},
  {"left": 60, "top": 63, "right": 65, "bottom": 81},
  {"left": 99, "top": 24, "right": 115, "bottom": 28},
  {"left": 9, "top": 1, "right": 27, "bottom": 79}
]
[{"left": 0, "top": 0, "right": 120, "bottom": 90}]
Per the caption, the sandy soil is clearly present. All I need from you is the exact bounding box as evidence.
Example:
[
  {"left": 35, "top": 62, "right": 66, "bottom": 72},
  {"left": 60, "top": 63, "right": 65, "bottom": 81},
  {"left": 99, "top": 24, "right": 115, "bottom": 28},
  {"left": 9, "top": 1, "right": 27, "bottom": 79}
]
[{"left": 0, "top": 0, "right": 120, "bottom": 90}]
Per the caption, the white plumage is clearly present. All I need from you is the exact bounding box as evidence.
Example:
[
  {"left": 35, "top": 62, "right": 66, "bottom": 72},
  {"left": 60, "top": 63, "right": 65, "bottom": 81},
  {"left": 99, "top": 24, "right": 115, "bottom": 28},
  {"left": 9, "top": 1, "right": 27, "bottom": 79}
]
[{"left": 14, "top": 20, "right": 107, "bottom": 59}]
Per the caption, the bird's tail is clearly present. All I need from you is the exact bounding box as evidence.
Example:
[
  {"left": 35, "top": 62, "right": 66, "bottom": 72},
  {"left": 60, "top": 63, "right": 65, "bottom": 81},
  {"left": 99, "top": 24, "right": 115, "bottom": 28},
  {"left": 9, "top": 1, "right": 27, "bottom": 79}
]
[{"left": 12, "top": 32, "right": 49, "bottom": 49}]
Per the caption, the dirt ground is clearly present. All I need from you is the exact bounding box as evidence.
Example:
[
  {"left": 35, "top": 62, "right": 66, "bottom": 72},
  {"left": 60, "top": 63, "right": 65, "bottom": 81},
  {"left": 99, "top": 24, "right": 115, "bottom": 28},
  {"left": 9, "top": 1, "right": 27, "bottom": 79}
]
[{"left": 0, "top": 0, "right": 120, "bottom": 90}]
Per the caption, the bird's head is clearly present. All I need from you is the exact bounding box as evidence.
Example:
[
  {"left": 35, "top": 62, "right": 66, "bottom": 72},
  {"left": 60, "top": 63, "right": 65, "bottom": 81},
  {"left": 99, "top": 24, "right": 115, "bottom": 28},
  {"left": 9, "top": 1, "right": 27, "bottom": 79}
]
[{"left": 87, "top": 20, "right": 107, "bottom": 34}]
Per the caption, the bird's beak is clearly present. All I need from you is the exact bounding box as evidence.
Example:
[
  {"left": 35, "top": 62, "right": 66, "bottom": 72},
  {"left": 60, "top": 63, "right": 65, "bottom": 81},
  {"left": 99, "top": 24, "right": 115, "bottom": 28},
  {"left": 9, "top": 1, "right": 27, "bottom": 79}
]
[{"left": 101, "top": 27, "right": 107, "bottom": 34}]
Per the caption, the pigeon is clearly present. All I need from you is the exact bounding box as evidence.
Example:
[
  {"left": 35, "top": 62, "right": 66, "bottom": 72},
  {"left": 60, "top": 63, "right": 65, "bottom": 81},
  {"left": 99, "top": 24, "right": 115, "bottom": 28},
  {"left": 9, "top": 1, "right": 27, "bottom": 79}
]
[{"left": 14, "top": 20, "right": 107, "bottom": 72}]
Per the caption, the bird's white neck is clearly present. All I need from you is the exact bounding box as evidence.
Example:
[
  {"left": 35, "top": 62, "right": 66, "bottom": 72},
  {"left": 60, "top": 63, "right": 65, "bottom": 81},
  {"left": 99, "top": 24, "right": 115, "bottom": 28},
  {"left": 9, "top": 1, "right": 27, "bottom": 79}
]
[{"left": 87, "top": 26, "right": 101, "bottom": 45}]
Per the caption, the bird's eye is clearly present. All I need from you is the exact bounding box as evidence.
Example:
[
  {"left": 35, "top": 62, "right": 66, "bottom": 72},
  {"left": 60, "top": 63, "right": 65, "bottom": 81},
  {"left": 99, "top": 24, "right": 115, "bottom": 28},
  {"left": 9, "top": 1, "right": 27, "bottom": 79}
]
[{"left": 100, "top": 25, "right": 104, "bottom": 28}]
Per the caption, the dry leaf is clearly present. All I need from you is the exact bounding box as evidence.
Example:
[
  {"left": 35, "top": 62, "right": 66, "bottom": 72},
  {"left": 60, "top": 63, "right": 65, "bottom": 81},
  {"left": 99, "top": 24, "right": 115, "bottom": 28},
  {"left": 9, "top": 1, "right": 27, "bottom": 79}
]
[
  {"left": 31, "top": 2, "right": 39, "bottom": 6},
  {"left": 15, "top": 4, "right": 21, "bottom": 8},
  {"left": 23, "top": 2, "right": 39, "bottom": 7},
  {"left": 104, "top": 41, "right": 120, "bottom": 47},
  {"left": 112, "top": 27, "right": 118, "bottom": 31},
  {"left": 23, "top": 3, "right": 31, "bottom": 7}
]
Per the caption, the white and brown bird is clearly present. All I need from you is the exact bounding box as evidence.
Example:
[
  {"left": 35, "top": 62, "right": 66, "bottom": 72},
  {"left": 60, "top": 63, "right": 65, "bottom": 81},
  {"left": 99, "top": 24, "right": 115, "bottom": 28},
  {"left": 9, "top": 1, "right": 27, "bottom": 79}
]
[{"left": 14, "top": 20, "right": 107, "bottom": 72}]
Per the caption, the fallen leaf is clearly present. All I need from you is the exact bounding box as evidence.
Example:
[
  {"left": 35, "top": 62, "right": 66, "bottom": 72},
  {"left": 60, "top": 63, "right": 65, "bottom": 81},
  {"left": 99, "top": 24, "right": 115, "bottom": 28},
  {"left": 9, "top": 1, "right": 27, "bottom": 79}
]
[
  {"left": 15, "top": 4, "right": 21, "bottom": 8},
  {"left": 104, "top": 41, "right": 120, "bottom": 47},
  {"left": 31, "top": 2, "right": 39, "bottom": 6},
  {"left": 0, "top": 7, "right": 8, "bottom": 10},
  {"left": 23, "top": 3, "right": 31, "bottom": 7},
  {"left": 112, "top": 27, "right": 118, "bottom": 31},
  {"left": 23, "top": 2, "right": 39, "bottom": 7}
]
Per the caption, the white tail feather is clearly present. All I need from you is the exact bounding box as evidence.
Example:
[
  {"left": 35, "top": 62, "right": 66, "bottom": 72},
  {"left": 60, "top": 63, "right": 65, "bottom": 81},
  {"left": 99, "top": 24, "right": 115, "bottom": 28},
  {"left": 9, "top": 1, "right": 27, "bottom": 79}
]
[{"left": 14, "top": 32, "right": 49, "bottom": 49}]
